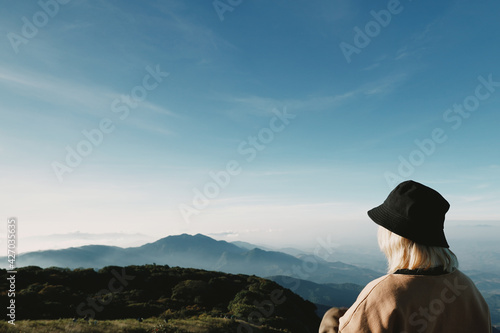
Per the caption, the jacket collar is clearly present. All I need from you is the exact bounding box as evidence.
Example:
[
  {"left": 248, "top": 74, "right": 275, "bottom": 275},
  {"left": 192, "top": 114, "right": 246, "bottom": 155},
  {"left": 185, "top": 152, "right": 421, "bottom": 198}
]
[{"left": 394, "top": 266, "right": 448, "bottom": 276}]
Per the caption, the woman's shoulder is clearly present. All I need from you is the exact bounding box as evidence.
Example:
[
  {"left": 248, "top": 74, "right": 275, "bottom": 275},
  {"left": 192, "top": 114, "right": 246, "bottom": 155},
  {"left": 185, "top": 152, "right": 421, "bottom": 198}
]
[
  {"left": 358, "top": 269, "right": 465, "bottom": 300},
  {"left": 338, "top": 275, "right": 402, "bottom": 331},
  {"left": 352, "top": 274, "right": 398, "bottom": 305}
]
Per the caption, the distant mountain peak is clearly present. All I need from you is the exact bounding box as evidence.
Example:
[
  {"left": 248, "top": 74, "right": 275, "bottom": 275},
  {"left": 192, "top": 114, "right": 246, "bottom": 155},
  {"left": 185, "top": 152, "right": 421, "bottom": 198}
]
[{"left": 3, "top": 233, "right": 382, "bottom": 287}]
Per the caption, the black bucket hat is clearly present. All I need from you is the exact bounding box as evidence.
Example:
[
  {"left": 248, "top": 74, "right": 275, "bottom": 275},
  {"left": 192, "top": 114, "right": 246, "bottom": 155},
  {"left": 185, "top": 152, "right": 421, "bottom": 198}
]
[{"left": 368, "top": 180, "right": 450, "bottom": 248}]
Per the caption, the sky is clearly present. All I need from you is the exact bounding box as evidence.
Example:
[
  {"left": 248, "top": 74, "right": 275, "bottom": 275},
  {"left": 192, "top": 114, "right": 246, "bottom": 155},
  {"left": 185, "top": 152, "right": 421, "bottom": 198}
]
[{"left": 1, "top": 0, "right": 500, "bottom": 254}]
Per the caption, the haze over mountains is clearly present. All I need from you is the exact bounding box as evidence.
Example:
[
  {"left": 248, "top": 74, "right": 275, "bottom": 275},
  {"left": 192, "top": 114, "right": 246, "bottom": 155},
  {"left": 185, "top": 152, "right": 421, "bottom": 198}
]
[
  {"left": 4, "top": 233, "right": 499, "bottom": 326},
  {"left": 7, "top": 233, "right": 381, "bottom": 285}
]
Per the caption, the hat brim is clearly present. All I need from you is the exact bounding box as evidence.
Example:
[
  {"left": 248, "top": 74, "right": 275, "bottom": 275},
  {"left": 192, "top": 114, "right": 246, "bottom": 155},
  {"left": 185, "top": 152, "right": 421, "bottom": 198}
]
[{"left": 368, "top": 203, "right": 449, "bottom": 248}]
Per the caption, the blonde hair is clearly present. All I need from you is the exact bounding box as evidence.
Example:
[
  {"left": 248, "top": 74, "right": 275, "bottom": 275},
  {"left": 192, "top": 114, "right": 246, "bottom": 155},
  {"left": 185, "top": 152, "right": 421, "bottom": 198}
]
[{"left": 377, "top": 226, "right": 458, "bottom": 274}]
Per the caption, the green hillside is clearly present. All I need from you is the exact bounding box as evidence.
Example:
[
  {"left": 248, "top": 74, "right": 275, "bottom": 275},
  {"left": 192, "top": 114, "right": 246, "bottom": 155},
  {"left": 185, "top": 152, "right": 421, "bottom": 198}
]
[{"left": 0, "top": 265, "right": 320, "bottom": 332}]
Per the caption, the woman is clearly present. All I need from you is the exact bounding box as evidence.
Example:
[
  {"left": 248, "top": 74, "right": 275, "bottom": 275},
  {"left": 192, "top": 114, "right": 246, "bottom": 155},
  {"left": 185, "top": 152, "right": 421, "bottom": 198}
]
[{"left": 319, "top": 180, "right": 492, "bottom": 333}]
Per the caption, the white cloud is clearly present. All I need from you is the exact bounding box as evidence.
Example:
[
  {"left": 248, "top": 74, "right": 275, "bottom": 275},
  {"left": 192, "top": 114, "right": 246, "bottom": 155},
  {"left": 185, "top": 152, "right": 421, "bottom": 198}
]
[
  {"left": 15, "top": 232, "right": 156, "bottom": 254},
  {"left": 0, "top": 65, "right": 110, "bottom": 116},
  {"left": 0, "top": 64, "right": 179, "bottom": 141}
]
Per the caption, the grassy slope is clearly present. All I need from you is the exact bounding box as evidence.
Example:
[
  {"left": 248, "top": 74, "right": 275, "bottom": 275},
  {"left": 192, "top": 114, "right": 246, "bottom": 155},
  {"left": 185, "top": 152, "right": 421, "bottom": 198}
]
[{"left": 0, "top": 316, "right": 284, "bottom": 333}]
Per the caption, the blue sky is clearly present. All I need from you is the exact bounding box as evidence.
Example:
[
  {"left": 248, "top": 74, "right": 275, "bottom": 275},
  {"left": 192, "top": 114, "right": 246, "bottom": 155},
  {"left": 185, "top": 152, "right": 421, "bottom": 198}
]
[{"left": 1, "top": 0, "right": 499, "bottom": 253}]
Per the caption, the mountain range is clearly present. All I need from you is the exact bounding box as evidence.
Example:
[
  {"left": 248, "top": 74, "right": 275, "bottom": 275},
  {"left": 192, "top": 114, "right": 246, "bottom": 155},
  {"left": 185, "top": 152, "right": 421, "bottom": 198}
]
[
  {"left": 7, "top": 233, "right": 382, "bottom": 286},
  {"left": 4, "top": 233, "right": 499, "bottom": 327}
]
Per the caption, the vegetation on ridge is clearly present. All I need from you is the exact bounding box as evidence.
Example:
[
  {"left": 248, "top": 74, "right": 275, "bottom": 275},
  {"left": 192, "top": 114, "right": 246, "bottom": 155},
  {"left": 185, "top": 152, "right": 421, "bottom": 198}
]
[{"left": 0, "top": 264, "right": 320, "bottom": 332}]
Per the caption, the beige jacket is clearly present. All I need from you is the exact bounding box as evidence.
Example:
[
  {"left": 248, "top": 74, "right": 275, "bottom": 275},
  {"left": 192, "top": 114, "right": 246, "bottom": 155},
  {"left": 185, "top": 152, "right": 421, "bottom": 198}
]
[{"left": 337, "top": 269, "right": 491, "bottom": 333}]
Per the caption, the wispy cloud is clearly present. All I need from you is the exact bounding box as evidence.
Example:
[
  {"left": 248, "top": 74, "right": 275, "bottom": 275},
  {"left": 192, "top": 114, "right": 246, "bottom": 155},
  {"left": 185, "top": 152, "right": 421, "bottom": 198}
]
[
  {"left": 361, "top": 72, "right": 410, "bottom": 96},
  {"left": 212, "top": 88, "right": 358, "bottom": 119},
  {"left": 362, "top": 63, "right": 381, "bottom": 71},
  {"left": 475, "top": 183, "right": 491, "bottom": 190},
  {"left": 141, "top": 101, "right": 181, "bottom": 119},
  {"left": 127, "top": 116, "right": 176, "bottom": 137},
  {"left": 10, "top": 232, "right": 156, "bottom": 254},
  {"left": 0, "top": 65, "right": 116, "bottom": 117},
  {"left": 0, "top": 64, "right": 178, "bottom": 138},
  {"left": 394, "top": 19, "right": 441, "bottom": 61}
]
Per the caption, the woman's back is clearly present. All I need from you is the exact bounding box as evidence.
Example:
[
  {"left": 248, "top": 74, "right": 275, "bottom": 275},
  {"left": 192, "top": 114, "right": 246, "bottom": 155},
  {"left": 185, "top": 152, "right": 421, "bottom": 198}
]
[{"left": 338, "top": 269, "right": 491, "bottom": 333}]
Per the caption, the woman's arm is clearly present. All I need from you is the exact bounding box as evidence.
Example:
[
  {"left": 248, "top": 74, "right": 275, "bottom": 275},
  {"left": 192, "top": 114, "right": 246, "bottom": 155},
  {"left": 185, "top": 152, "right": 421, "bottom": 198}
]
[{"left": 319, "top": 307, "right": 348, "bottom": 333}]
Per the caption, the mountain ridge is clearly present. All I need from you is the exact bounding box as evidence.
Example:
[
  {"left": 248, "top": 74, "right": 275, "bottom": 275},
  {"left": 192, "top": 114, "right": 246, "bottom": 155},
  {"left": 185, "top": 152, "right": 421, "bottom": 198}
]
[
  {"left": 3, "top": 233, "right": 499, "bottom": 327},
  {"left": 0, "top": 264, "right": 321, "bottom": 331},
  {"left": 4, "top": 233, "right": 382, "bottom": 286}
]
